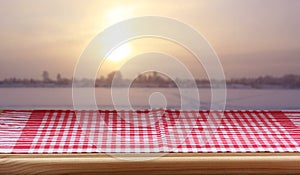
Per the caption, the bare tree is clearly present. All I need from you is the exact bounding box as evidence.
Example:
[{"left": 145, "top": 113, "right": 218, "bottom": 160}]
[
  {"left": 107, "top": 71, "right": 123, "bottom": 85},
  {"left": 56, "top": 73, "right": 62, "bottom": 82},
  {"left": 42, "top": 71, "right": 51, "bottom": 83}
]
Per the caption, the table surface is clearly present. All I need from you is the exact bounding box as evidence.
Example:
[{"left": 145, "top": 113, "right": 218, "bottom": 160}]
[
  {"left": 1, "top": 153, "right": 300, "bottom": 175},
  {"left": 1, "top": 110, "right": 300, "bottom": 174}
]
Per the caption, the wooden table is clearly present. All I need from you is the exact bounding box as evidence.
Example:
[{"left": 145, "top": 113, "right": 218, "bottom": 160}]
[{"left": 1, "top": 153, "right": 300, "bottom": 175}]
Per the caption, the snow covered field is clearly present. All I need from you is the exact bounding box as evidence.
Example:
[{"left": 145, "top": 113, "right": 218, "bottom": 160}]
[{"left": 0, "top": 88, "right": 299, "bottom": 110}]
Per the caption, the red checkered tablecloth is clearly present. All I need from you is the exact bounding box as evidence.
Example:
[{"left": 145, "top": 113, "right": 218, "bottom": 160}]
[{"left": 0, "top": 110, "right": 300, "bottom": 153}]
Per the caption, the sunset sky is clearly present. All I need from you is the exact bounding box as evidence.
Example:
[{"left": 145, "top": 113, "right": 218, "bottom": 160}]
[{"left": 0, "top": 0, "right": 299, "bottom": 80}]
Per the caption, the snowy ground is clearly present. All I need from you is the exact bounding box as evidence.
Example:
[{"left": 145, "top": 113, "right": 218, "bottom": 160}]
[{"left": 0, "top": 88, "right": 299, "bottom": 110}]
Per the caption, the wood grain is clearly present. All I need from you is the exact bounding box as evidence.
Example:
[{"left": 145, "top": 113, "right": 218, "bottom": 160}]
[{"left": 1, "top": 153, "right": 300, "bottom": 175}]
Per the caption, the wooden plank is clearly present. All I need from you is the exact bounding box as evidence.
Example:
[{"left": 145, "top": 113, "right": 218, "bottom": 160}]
[{"left": 1, "top": 153, "right": 300, "bottom": 175}]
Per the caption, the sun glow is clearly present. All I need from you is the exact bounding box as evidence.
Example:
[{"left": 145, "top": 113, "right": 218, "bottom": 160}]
[
  {"left": 105, "top": 6, "right": 134, "bottom": 26},
  {"left": 106, "top": 43, "right": 132, "bottom": 62},
  {"left": 102, "top": 6, "right": 135, "bottom": 63}
]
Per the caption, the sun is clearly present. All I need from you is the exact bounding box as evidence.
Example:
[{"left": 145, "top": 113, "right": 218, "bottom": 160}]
[
  {"left": 103, "top": 6, "right": 134, "bottom": 62},
  {"left": 106, "top": 43, "right": 132, "bottom": 62}
]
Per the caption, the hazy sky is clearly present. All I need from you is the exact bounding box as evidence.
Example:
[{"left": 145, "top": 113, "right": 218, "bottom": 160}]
[{"left": 0, "top": 0, "right": 300, "bottom": 80}]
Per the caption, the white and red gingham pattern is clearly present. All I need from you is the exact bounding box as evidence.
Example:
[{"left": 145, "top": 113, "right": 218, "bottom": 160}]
[
  {"left": 0, "top": 111, "right": 31, "bottom": 153},
  {"left": 0, "top": 110, "right": 299, "bottom": 153}
]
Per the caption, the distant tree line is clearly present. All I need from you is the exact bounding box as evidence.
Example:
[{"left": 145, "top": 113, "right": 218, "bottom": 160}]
[
  {"left": 0, "top": 71, "right": 72, "bottom": 87},
  {"left": 0, "top": 71, "right": 300, "bottom": 89},
  {"left": 227, "top": 74, "right": 300, "bottom": 89}
]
